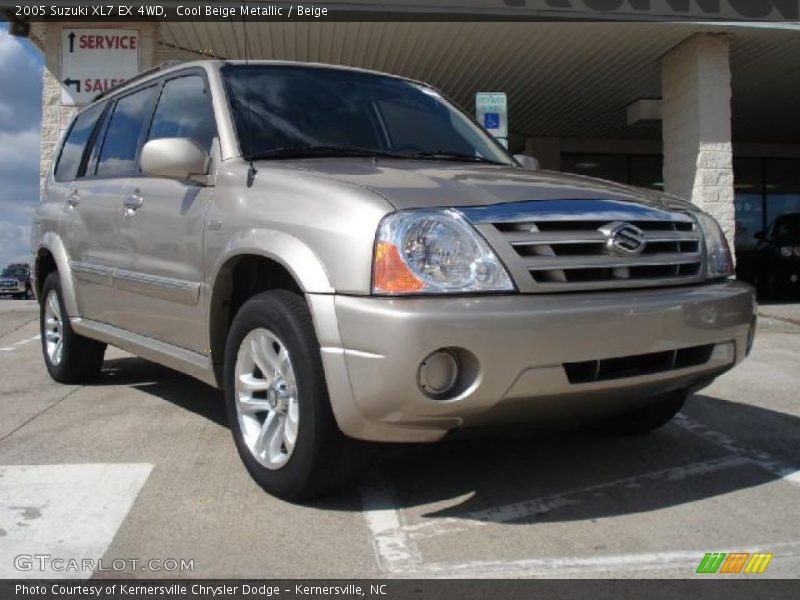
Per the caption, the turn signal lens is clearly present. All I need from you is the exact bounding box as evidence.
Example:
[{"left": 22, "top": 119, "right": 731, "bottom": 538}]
[
  {"left": 373, "top": 241, "right": 424, "bottom": 293},
  {"left": 693, "top": 212, "right": 734, "bottom": 279},
  {"left": 372, "top": 209, "right": 515, "bottom": 295}
]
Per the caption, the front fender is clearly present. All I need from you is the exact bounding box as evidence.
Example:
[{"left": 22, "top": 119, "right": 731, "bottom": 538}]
[
  {"left": 209, "top": 228, "right": 334, "bottom": 293},
  {"left": 35, "top": 233, "right": 79, "bottom": 317}
]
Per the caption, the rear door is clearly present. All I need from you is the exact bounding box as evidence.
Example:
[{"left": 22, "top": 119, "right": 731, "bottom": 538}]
[
  {"left": 54, "top": 100, "right": 122, "bottom": 321},
  {"left": 115, "top": 72, "right": 217, "bottom": 353},
  {"left": 73, "top": 84, "right": 159, "bottom": 325}
]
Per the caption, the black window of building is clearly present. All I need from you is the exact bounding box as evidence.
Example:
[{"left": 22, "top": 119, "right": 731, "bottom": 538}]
[{"left": 561, "top": 154, "right": 664, "bottom": 191}]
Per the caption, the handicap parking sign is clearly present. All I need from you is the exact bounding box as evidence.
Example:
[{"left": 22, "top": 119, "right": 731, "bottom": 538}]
[{"left": 475, "top": 92, "right": 507, "bottom": 140}]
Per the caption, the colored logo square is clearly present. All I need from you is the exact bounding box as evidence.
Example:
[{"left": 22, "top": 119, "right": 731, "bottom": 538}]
[{"left": 483, "top": 112, "right": 500, "bottom": 129}]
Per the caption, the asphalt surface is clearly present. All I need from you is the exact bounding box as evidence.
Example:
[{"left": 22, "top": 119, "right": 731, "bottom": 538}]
[{"left": 0, "top": 298, "right": 799, "bottom": 579}]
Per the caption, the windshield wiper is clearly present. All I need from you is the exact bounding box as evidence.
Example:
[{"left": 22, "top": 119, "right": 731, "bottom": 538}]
[
  {"left": 406, "top": 150, "right": 505, "bottom": 165},
  {"left": 246, "top": 145, "right": 408, "bottom": 161}
]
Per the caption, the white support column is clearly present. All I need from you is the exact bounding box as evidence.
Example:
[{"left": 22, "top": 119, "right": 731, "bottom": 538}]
[{"left": 662, "top": 34, "right": 735, "bottom": 250}]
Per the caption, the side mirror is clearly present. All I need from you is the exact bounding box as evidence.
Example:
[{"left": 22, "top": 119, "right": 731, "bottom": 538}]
[
  {"left": 754, "top": 231, "right": 766, "bottom": 241},
  {"left": 513, "top": 154, "right": 540, "bottom": 171},
  {"left": 140, "top": 138, "right": 209, "bottom": 183}
]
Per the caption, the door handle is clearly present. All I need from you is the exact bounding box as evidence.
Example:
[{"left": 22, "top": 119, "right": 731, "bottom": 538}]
[
  {"left": 67, "top": 190, "right": 80, "bottom": 208},
  {"left": 123, "top": 193, "right": 144, "bottom": 217}
]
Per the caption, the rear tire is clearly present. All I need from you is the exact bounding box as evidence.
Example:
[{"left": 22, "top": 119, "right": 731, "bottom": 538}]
[
  {"left": 588, "top": 390, "right": 687, "bottom": 435},
  {"left": 224, "top": 289, "right": 367, "bottom": 501},
  {"left": 40, "top": 272, "right": 106, "bottom": 384}
]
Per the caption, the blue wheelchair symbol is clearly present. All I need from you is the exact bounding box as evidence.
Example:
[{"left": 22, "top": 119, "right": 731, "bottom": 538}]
[{"left": 483, "top": 112, "right": 500, "bottom": 129}]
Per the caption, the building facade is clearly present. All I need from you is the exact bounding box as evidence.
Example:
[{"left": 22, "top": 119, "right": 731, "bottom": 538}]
[{"left": 14, "top": 5, "right": 800, "bottom": 277}]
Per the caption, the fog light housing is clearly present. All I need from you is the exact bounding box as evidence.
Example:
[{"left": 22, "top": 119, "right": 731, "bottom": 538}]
[{"left": 418, "top": 350, "right": 459, "bottom": 399}]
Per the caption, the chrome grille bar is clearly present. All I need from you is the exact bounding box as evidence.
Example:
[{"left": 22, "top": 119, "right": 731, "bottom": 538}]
[{"left": 461, "top": 199, "right": 706, "bottom": 293}]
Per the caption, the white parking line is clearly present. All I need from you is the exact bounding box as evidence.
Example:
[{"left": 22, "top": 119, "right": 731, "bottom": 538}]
[
  {"left": 0, "top": 463, "right": 153, "bottom": 579},
  {"left": 0, "top": 335, "right": 39, "bottom": 353},
  {"left": 402, "top": 456, "right": 750, "bottom": 541},
  {"left": 674, "top": 413, "right": 800, "bottom": 487},
  {"left": 360, "top": 475, "right": 422, "bottom": 574},
  {"left": 360, "top": 411, "right": 800, "bottom": 576},
  {"left": 400, "top": 540, "right": 800, "bottom": 578}
]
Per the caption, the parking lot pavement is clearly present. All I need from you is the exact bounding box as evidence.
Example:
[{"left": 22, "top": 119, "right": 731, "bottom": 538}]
[{"left": 0, "top": 298, "right": 799, "bottom": 579}]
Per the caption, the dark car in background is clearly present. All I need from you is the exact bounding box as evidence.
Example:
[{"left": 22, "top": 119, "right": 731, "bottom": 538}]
[
  {"left": 0, "top": 263, "right": 33, "bottom": 299},
  {"left": 750, "top": 213, "right": 800, "bottom": 298}
]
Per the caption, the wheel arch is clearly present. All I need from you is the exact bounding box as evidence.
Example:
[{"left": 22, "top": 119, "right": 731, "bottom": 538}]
[
  {"left": 207, "top": 230, "right": 334, "bottom": 386},
  {"left": 34, "top": 234, "right": 79, "bottom": 316}
]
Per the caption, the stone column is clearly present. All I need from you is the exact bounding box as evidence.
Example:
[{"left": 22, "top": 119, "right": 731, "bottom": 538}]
[{"left": 662, "top": 33, "right": 735, "bottom": 250}]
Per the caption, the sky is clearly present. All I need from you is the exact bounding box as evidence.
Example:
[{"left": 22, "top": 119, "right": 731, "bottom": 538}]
[{"left": 0, "top": 28, "right": 43, "bottom": 268}]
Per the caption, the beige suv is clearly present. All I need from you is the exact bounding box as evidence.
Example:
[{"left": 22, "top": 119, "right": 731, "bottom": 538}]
[{"left": 32, "top": 60, "right": 756, "bottom": 499}]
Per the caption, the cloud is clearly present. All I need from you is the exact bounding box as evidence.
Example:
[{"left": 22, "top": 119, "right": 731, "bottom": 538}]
[
  {"left": 0, "top": 30, "right": 43, "bottom": 133},
  {"left": 0, "top": 30, "right": 42, "bottom": 267}
]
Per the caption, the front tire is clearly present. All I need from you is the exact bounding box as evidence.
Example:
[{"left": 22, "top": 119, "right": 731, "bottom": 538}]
[
  {"left": 40, "top": 272, "right": 106, "bottom": 383},
  {"left": 224, "top": 290, "right": 366, "bottom": 501},
  {"left": 589, "top": 390, "right": 687, "bottom": 435}
]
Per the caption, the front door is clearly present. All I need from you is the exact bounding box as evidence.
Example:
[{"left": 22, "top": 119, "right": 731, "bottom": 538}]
[{"left": 113, "top": 73, "right": 217, "bottom": 353}]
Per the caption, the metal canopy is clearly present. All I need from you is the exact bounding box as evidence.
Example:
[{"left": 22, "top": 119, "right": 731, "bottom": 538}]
[{"left": 159, "top": 21, "right": 800, "bottom": 144}]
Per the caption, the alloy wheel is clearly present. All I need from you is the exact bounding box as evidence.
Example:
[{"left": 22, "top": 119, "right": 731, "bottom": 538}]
[{"left": 234, "top": 328, "right": 300, "bottom": 469}]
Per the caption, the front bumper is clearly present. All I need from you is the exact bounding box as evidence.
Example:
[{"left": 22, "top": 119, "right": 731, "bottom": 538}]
[
  {"left": 313, "top": 281, "right": 755, "bottom": 442},
  {"left": 0, "top": 281, "right": 25, "bottom": 294}
]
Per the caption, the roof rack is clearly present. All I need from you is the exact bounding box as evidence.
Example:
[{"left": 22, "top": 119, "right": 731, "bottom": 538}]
[{"left": 93, "top": 61, "right": 183, "bottom": 101}]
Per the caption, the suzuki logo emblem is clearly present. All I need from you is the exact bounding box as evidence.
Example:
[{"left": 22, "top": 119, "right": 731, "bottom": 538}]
[{"left": 598, "top": 221, "right": 647, "bottom": 256}]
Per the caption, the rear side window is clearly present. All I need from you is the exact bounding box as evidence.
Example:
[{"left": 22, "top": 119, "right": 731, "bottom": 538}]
[
  {"left": 147, "top": 75, "right": 216, "bottom": 151},
  {"left": 54, "top": 103, "right": 105, "bottom": 182},
  {"left": 95, "top": 85, "right": 157, "bottom": 178}
]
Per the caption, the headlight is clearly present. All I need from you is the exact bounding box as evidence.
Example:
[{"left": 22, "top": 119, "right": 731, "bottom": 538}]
[
  {"left": 781, "top": 246, "right": 794, "bottom": 258},
  {"left": 373, "top": 209, "right": 515, "bottom": 294},
  {"left": 693, "top": 212, "right": 734, "bottom": 279}
]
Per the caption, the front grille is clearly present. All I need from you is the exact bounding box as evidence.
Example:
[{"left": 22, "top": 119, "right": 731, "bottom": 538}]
[
  {"left": 462, "top": 199, "right": 706, "bottom": 293},
  {"left": 564, "top": 344, "right": 716, "bottom": 384}
]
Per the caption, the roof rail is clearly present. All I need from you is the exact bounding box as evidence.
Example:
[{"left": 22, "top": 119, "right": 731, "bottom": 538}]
[{"left": 93, "top": 61, "right": 183, "bottom": 101}]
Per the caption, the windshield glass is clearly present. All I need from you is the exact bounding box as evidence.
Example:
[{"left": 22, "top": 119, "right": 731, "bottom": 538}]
[
  {"left": 222, "top": 65, "right": 513, "bottom": 165},
  {"left": 2, "top": 267, "right": 27, "bottom": 278}
]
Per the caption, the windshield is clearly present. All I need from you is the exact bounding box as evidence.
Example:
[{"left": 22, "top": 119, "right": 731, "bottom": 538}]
[
  {"left": 2, "top": 267, "right": 27, "bottom": 278},
  {"left": 222, "top": 65, "right": 513, "bottom": 165}
]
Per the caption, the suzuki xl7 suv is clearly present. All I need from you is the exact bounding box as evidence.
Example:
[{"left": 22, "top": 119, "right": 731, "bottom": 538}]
[{"left": 33, "top": 61, "right": 756, "bottom": 499}]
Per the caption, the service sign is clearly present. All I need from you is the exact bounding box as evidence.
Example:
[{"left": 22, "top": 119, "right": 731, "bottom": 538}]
[
  {"left": 61, "top": 29, "right": 140, "bottom": 105},
  {"left": 475, "top": 92, "right": 508, "bottom": 142}
]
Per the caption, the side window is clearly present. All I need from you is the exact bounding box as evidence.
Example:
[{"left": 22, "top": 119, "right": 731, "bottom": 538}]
[
  {"left": 95, "top": 86, "right": 157, "bottom": 178},
  {"left": 54, "top": 103, "right": 105, "bottom": 182},
  {"left": 147, "top": 75, "right": 216, "bottom": 151}
]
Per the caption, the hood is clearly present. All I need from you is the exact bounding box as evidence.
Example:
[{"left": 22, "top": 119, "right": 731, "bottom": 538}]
[{"left": 265, "top": 158, "right": 693, "bottom": 213}]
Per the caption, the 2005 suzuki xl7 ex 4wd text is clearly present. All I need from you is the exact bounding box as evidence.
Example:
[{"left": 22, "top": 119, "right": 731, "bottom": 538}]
[{"left": 32, "top": 61, "right": 756, "bottom": 500}]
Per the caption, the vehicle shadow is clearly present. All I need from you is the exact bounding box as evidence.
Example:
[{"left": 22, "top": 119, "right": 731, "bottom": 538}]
[
  {"left": 316, "top": 394, "right": 800, "bottom": 523},
  {"left": 95, "top": 356, "right": 228, "bottom": 427},
  {"left": 90, "top": 356, "right": 799, "bottom": 524}
]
